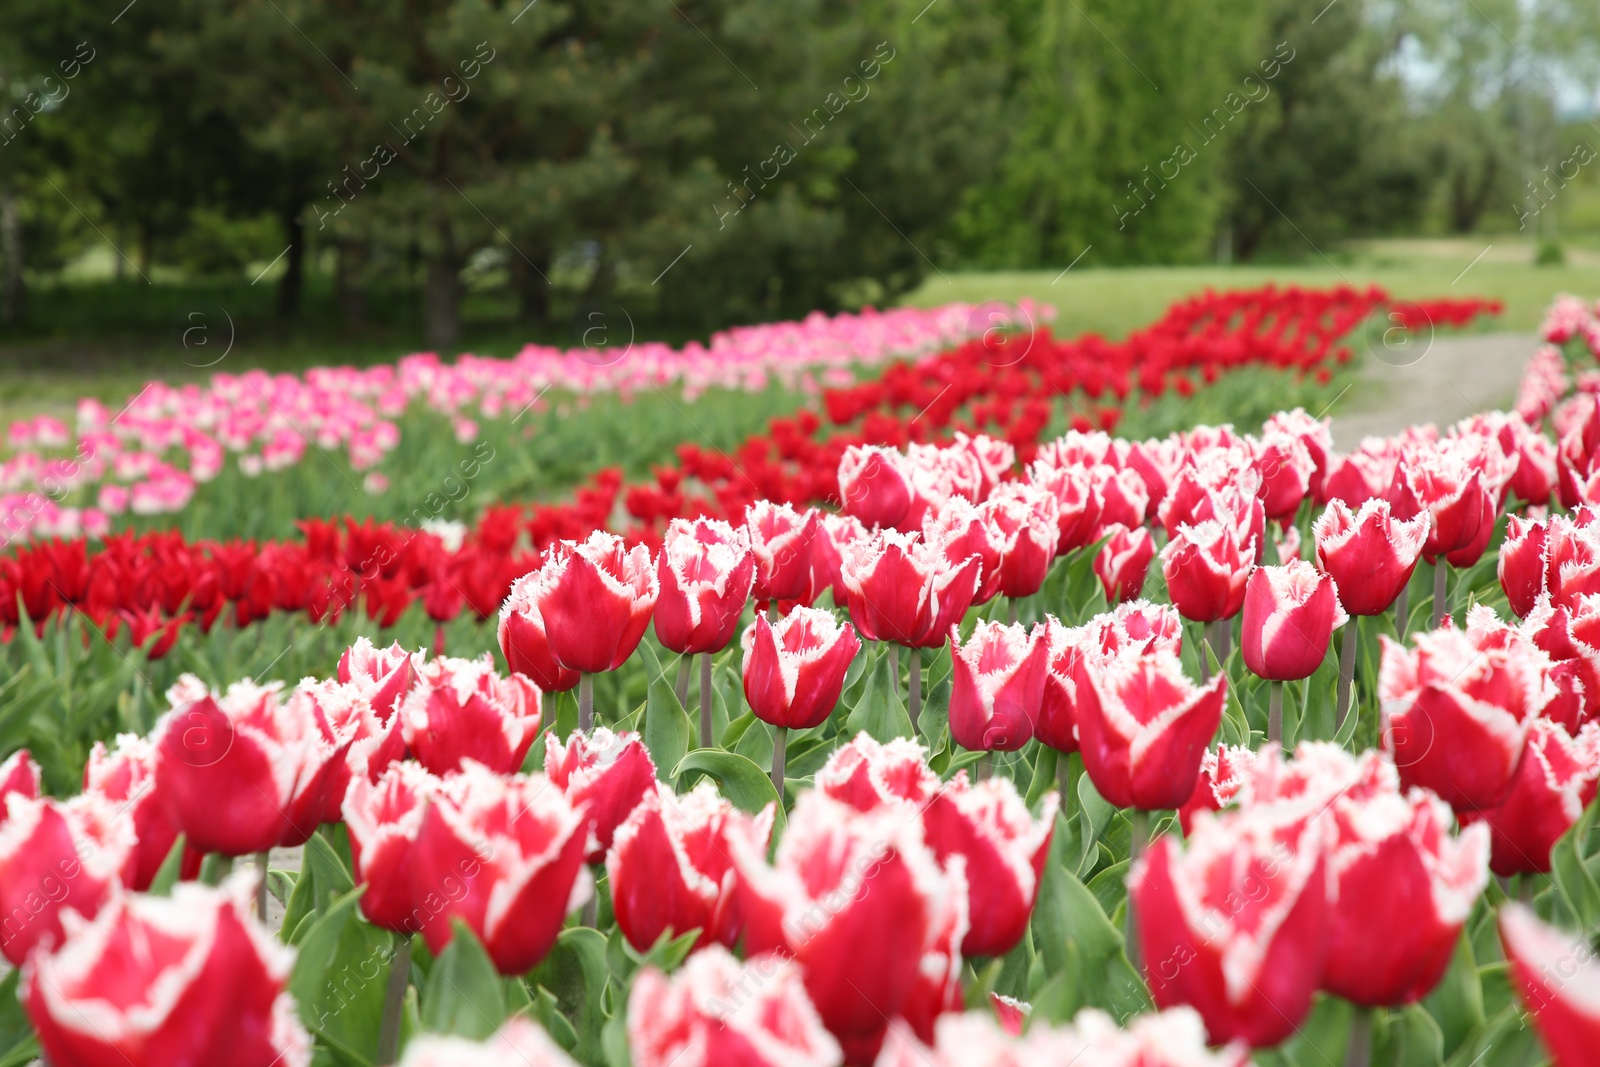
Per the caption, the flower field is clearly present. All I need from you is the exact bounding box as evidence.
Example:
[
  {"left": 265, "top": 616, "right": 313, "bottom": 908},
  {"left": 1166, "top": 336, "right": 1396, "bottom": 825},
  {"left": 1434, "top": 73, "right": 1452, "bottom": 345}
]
[{"left": 3, "top": 285, "right": 1599, "bottom": 1067}]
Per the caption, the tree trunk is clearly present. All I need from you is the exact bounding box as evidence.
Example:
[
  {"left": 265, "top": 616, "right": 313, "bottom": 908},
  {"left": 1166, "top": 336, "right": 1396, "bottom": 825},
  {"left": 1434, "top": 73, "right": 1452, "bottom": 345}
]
[
  {"left": 0, "top": 187, "right": 23, "bottom": 326},
  {"left": 424, "top": 219, "right": 461, "bottom": 351},
  {"left": 509, "top": 244, "right": 550, "bottom": 324},
  {"left": 336, "top": 240, "right": 368, "bottom": 327},
  {"left": 277, "top": 206, "right": 306, "bottom": 319}
]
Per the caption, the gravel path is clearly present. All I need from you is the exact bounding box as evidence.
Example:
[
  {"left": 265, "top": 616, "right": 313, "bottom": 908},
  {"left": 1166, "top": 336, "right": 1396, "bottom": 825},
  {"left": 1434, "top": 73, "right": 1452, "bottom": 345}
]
[{"left": 1328, "top": 331, "right": 1537, "bottom": 450}]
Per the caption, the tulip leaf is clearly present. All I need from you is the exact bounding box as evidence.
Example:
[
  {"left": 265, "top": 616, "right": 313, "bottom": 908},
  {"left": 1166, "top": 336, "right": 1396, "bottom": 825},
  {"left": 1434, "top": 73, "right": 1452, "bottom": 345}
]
[
  {"left": 147, "top": 833, "right": 188, "bottom": 897},
  {"left": 287, "top": 885, "right": 393, "bottom": 1062},
  {"left": 720, "top": 711, "right": 758, "bottom": 750},
  {"left": 284, "top": 830, "right": 359, "bottom": 943},
  {"left": 419, "top": 920, "right": 506, "bottom": 1039},
  {"left": 529, "top": 927, "right": 611, "bottom": 1065},
  {"left": 0, "top": 970, "right": 38, "bottom": 1067},
  {"left": 1267, "top": 995, "right": 1351, "bottom": 1067},
  {"left": 1032, "top": 812, "right": 1123, "bottom": 980},
  {"left": 602, "top": 1011, "right": 632, "bottom": 1067},
  {"left": 1373, "top": 1003, "right": 1444, "bottom": 1067},
  {"left": 637, "top": 642, "right": 691, "bottom": 783},
  {"left": 1551, "top": 798, "right": 1600, "bottom": 930},
  {"left": 846, "top": 651, "right": 913, "bottom": 743},
  {"left": 1422, "top": 932, "right": 1484, "bottom": 1061},
  {"left": 1075, "top": 774, "right": 1114, "bottom": 876},
  {"left": 673, "top": 750, "right": 781, "bottom": 817},
  {"left": 1025, "top": 746, "right": 1059, "bottom": 809}
]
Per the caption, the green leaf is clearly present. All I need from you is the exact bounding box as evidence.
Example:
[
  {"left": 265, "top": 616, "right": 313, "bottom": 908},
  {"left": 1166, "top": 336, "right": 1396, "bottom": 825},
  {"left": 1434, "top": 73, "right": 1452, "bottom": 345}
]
[
  {"left": 529, "top": 927, "right": 611, "bottom": 1065},
  {"left": 673, "top": 749, "right": 780, "bottom": 816},
  {"left": 1373, "top": 1004, "right": 1444, "bottom": 1067},
  {"left": 1076, "top": 773, "right": 1114, "bottom": 876},
  {"left": 287, "top": 886, "right": 392, "bottom": 1061},
  {"left": 419, "top": 921, "right": 507, "bottom": 1039},
  {"left": 283, "top": 830, "right": 359, "bottom": 944},
  {"left": 1025, "top": 745, "right": 1059, "bottom": 809},
  {"left": 0, "top": 970, "right": 38, "bottom": 1067},
  {"left": 1551, "top": 797, "right": 1600, "bottom": 930},
  {"left": 1031, "top": 812, "right": 1123, "bottom": 978},
  {"left": 147, "top": 834, "right": 188, "bottom": 897},
  {"left": 1422, "top": 932, "right": 1485, "bottom": 1060},
  {"left": 845, "top": 650, "right": 914, "bottom": 742},
  {"left": 638, "top": 642, "right": 691, "bottom": 782}
]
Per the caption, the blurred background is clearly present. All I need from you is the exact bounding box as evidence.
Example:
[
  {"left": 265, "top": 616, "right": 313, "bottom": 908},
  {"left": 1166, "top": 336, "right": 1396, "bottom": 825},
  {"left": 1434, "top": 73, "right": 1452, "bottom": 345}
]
[{"left": 0, "top": 0, "right": 1596, "bottom": 404}]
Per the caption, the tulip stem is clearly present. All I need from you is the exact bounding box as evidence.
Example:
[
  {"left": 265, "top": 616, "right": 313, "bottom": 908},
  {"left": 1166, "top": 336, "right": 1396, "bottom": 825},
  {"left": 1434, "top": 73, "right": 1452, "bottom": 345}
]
[
  {"left": 908, "top": 651, "right": 922, "bottom": 732},
  {"left": 1214, "top": 619, "right": 1231, "bottom": 664},
  {"left": 1007, "top": 598, "right": 1018, "bottom": 626},
  {"left": 1268, "top": 680, "right": 1284, "bottom": 748},
  {"left": 1343, "top": 1007, "right": 1372, "bottom": 1067},
  {"left": 1335, "top": 622, "right": 1358, "bottom": 732},
  {"left": 376, "top": 936, "right": 412, "bottom": 1065},
  {"left": 771, "top": 725, "right": 788, "bottom": 800},
  {"left": 700, "top": 653, "right": 714, "bottom": 749},
  {"left": 1394, "top": 585, "right": 1409, "bottom": 639},
  {"left": 582, "top": 879, "right": 598, "bottom": 927},
  {"left": 1432, "top": 562, "right": 1448, "bottom": 629},
  {"left": 977, "top": 751, "right": 993, "bottom": 781},
  {"left": 579, "top": 673, "right": 594, "bottom": 733},
  {"left": 255, "top": 851, "right": 269, "bottom": 924},
  {"left": 1127, "top": 809, "right": 1149, "bottom": 975},
  {"left": 887, "top": 644, "right": 900, "bottom": 704},
  {"left": 675, "top": 655, "right": 693, "bottom": 707}
]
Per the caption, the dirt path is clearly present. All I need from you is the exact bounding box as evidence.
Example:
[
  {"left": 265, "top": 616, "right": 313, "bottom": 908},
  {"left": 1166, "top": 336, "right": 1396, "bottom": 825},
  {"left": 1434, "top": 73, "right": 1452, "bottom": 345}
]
[{"left": 1328, "top": 332, "right": 1537, "bottom": 450}]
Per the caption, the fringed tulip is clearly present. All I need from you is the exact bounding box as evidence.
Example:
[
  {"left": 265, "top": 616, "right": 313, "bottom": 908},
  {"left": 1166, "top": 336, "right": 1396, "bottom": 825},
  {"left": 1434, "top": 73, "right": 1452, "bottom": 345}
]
[
  {"left": 1240, "top": 561, "right": 1347, "bottom": 681},
  {"left": 1029, "top": 462, "right": 1102, "bottom": 554},
  {"left": 532, "top": 531, "right": 658, "bottom": 673},
  {"left": 608, "top": 781, "right": 775, "bottom": 952},
  {"left": 984, "top": 483, "right": 1058, "bottom": 598},
  {"left": 947, "top": 621, "right": 1048, "bottom": 752},
  {"left": 0, "top": 749, "right": 40, "bottom": 806},
  {"left": 23, "top": 878, "right": 311, "bottom": 1067},
  {"left": 498, "top": 569, "right": 580, "bottom": 692},
  {"left": 1499, "top": 515, "right": 1548, "bottom": 618},
  {"left": 1176, "top": 743, "right": 1256, "bottom": 834},
  {"left": 0, "top": 793, "right": 133, "bottom": 965},
  {"left": 337, "top": 636, "right": 417, "bottom": 720},
  {"left": 629, "top": 947, "right": 842, "bottom": 1067},
  {"left": 1093, "top": 524, "right": 1155, "bottom": 604},
  {"left": 545, "top": 727, "right": 659, "bottom": 861},
  {"left": 748, "top": 501, "right": 821, "bottom": 604},
  {"left": 923, "top": 498, "right": 1003, "bottom": 606},
  {"left": 1461, "top": 718, "right": 1600, "bottom": 876},
  {"left": 653, "top": 517, "right": 755, "bottom": 655},
  {"left": 83, "top": 734, "right": 190, "bottom": 891},
  {"left": 1036, "top": 616, "right": 1090, "bottom": 754},
  {"left": 400, "top": 654, "right": 541, "bottom": 776},
  {"left": 1254, "top": 431, "right": 1315, "bottom": 521},
  {"left": 1160, "top": 520, "right": 1253, "bottom": 623},
  {"left": 839, "top": 444, "right": 913, "bottom": 530},
  {"left": 741, "top": 608, "right": 861, "bottom": 730},
  {"left": 408, "top": 762, "right": 591, "bottom": 975},
  {"left": 1312, "top": 498, "right": 1429, "bottom": 616},
  {"left": 815, "top": 732, "right": 939, "bottom": 811},
  {"left": 1407, "top": 453, "right": 1490, "bottom": 564},
  {"left": 839, "top": 529, "right": 981, "bottom": 649},
  {"left": 1498, "top": 904, "right": 1600, "bottom": 1067},
  {"left": 343, "top": 761, "right": 440, "bottom": 933}
]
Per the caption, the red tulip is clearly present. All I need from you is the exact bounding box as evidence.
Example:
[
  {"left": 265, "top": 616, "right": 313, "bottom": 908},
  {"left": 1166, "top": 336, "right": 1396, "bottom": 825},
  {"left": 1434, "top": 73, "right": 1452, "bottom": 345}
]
[
  {"left": 839, "top": 529, "right": 981, "bottom": 649},
  {"left": 983, "top": 483, "right": 1058, "bottom": 598},
  {"left": 1093, "top": 466, "right": 1151, "bottom": 533},
  {"left": 1265, "top": 408, "right": 1332, "bottom": 498},
  {"left": 343, "top": 761, "right": 440, "bottom": 934},
  {"left": 898, "top": 871, "right": 967, "bottom": 1046},
  {"left": 1177, "top": 743, "right": 1256, "bottom": 834},
  {"left": 923, "top": 498, "right": 1003, "bottom": 606},
  {"left": 532, "top": 531, "right": 658, "bottom": 674},
  {"left": 1524, "top": 596, "right": 1600, "bottom": 731},
  {"left": 879, "top": 1006, "right": 1252, "bottom": 1067},
  {"left": 84, "top": 734, "right": 191, "bottom": 891},
  {"left": 1035, "top": 616, "right": 1089, "bottom": 754},
  {"left": 1093, "top": 599, "right": 1185, "bottom": 658},
  {"left": 1093, "top": 524, "right": 1155, "bottom": 604},
  {"left": 397, "top": 1018, "right": 581, "bottom": 1066},
  {"left": 629, "top": 947, "right": 841, "bottom": 1067},
  {"left": 955, "top": 431, "right": 1015, "bottom": 498},
  {"left": 1547, "top": 512, "right": 1600, "bottom": 610},
  {"left": 1312, "top": 498, "right": 1429, "bottom": 616},
  {"left": 1499, "top": 515, "right": 1548, "bottom": 618},
  {"left": 1380, "top": 609, "right": 1553, "bottom": 811},
  {"left": 1073, "top": 647, "right": 1226, "bottom": 810},
  {"left": 729, "top": 791, "right": 958, "bottom": 1064},
  {"left": 947, "top": 621, "right": 1048, "bottom": 752},
  {"left": 0, "top": 749, "right": 39, "bottom": 807},
  {"left": 815, "top": 732, "right": 940, "bottom": 811},
  {"left": 1028, "top": 462, "right": 1102, "bottom": 554},
  {"left": 499, "top": 568, "right": 580, "bottom": 692},
  {"left": 811, "top": 513, "right": 866, "bottom": 604},
  {"left": 608, "top": 781, "right": 775, "bottom": 952},
  {"left": 741, "top": 608, "right": 861, "bottom": 729},
  {"left": 839, "top": 444, "right": 913, "bottom": 530},
  {"left": 1321, "top": 445, "right": 1397, "bottom": 508},
  {"left": 408, "top": 762, "right": 591, "bottom": 975},
  {"left": 921, "top": 773, "right": 1058, "bottom": 958},
  {"left": 653, "top": 517, "right": 755, "bottom": 655},
  {"left": 1405, "top": 453, "right": 1490, "bottom": 564},
  {"left": 1160, "top": 520, "right": 1253, "bottom": 623},
  {"left": 1240, "top": 560, "right": 1347, "bottom": 681},
  {"left": 1254, "top": 431, "right": 1315, "bottom": 521},
  {"left": 1498, "top": 903, "right": 1600, "bottom": 1067},
  {"left": 0, "top": 793, "right": 132, "bottom": 965},
  {"left": 400, "top": 655, "right": 541, "bottom": 776},
  {"left": 337, "top": 636, "right": 417, "bottom": 720},
  {"left": 1132, "top": 806, "right": 1328, "bottom": 1047},
  {"left": 24, "top": 879, "right": 311, "bottom": 1067},
  {"left": 1461, "top": 718, "right": 1600, "bottom": 876},
  {"left": 747, "top": 501, "right": 821, "bottom": 603},
  {"left": 545, "top": 727, "right": 659, "bottom": 861}
]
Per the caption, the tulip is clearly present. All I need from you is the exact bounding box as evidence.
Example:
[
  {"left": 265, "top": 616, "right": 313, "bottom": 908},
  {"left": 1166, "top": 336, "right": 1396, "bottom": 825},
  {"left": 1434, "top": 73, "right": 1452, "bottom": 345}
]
[
  {"left": 1028, "top": 462, "right": 1102, "bottom": 554},
  {"left": 955, "top": 431, "right": 1015, "bottom": 498},
  {"left": 898, "top": 872, "right": 968, "bottom": 1046},
  {"left": 398, "top": 1018, "right": 580, "bottom": 1067},
  {"left": 814, "top": 731, "right": 940, "bottom": 811},
  {"left": 1461, "top": 718, "right": 1600, "bottom": 876},
  {"left": 1093, "top": 523, "right": 1155, "bottom": 604},
  {"left": 84, "top": 734, "right": 192, "bottom": 891},
  {"left": 921, "top": 772, "right": 1058, "bottom": 958},
  {"left": 399, "top": 654, "right": 541, "bottom": 776},
  {"left": 24, "top": 878, "right": 312, "bottom": 1067},
  {"left": 1093, "top": 599, "right": 1185, "bottom": 658},
  {"left": 1265, "top": 408, "right": 1333, "bottom": 498},
  {"left": 1176, "top": 743, "right": 1256, "bottom": 834},
  {"left": 1312, "top": 499, "right": 1429, "bottom": 617},
  {"left": 545, "top": 727, "right": 659, "bottom": 862},
  {"left": 877, "top": 1005, "right": 1251, "bottom": 1067},
  {"left": 1498, "top": 904, "right": 1600, "bottom": 1067},
  {"left": 1131, "top": 806, "right": 1328, "bottom": 1047},
  {"left": 408, "top": 762, "right": 591, "bottom": 975},
  {"left": 729, "top": 791, "right": 958, "bottom": 1064},
  {"left": 1498, "top": 514, "right": 1549, "bottom": 618},
  {"left": 292, "top": 677, "right": 396, "bottom": 822},
  {"left": 742, "top": 608, "right": 861, "bottom": 790},
  {"left": 498, "top": 568, "right": 581, "bottom": 693},
  {"left": 947, "top": 621, "right": 1048, "bottom": 752},
  {"left": 810, "top": 512, "right": 866, "bottom": 605},
  {"left": 1035, "top": 616, "right": 1089, "bottom": 754},
  {"left": 983, "top": 483, "right": 1059, "bottom": 600},
  {"left": 1093, "top": 466, "right": 1151, "bottom": 532},
  {"left": 629, "top": 947, "right": 842, "bottom": 1067},
  {"left": 747, "top": 501, "right": 821, "bottom": 604},
  {"left": 653, "top": 517, "right": 755, "bottom": 655},
  {"left": 839, "top": 529, "right": 981, "bottom": 649},
  {"left": 1073, "top": 646, "right": 1226, "bottom": 811},
  {"left": 608, "top": 781, "right": 775, "bottom": 952},
  {"left": 0, "top": 748, "right": 40, "bottom": 807},
  {"left": 839, "top": 444, "right": 913, "bottom": 529},
  {"left": 337, "top": 636, "right": 418, "bottom": 720},
  {"left": 923, "top": 497, "right": 1003, "bottom": 606},
  {"left": 1380, "top": 608, "right": 1553, "bottom": 811},
  {"left": 1241, "top": 560, "right": 1347, "bottom": 683},
  {"left": 1160, "top": 520, "right": 1253, "bottom": 624},
  {"left": 0, "top": 793, "right": 133, "bottom": 966},
  {"left": 1254, "top": 431, "right": 1315, "bottom": 521},
  {"left": 343, "top": 761, "right": 441, "bottom": 933},
  {"left": 533, "top": 531, "right": 659, "bottom": 679}
]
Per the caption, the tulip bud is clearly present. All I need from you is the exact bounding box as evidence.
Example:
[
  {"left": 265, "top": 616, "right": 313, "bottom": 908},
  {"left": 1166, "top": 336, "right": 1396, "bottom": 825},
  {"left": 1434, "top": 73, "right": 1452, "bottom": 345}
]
[
  {"left": 343, "top": 761, "right": 440, "bottom": 933},
  {"left": 1498, "top": 903, "right": 1600, "bottom": 1067},
  {"left": 1499, "top": 515, "right": 1549, "bottom": 618},
  {"left": 747, "top": 501, "right": 821, "bottom": 604},
  {"left": 1160, "top": 520, "right": 1253, "bottom": 623},
  {"left": 741, "top": 608, "right": 861, "bottom": 730},
  {"left": 408, "top": 762, "right": 591, "bottom": 975},
  {"left": 653, "top": 517, "right": 756, "bottom": 655},
  {"left": 400, "top": 655, "right": 542, "bottom": 777},
  {"left": 0, "top": 793, "right": 133, "bottom": 965},
  {"left": 398, "top": 1018, "right": 580, "bottom": 1066},
  {"left": 1240, "top": 561, "right": 1347, "bottom": 681},
  {"left": 1461, "top": 718, "right": 1600, "bottom": 876},
  {"left": 1093, "top": 524, "right": 1155, "bottom": 604},
  {"left": 499, "top": 569, "right": 581, "bottom": 692},
  {"left": 1028, "top": 462, "right": 1102, "bottom": 555},
  {"left": 84, "top": 734, "right": 189, "bottom": 891},
  {"left": 839, "top": 444, "right": 913, "bottom": 530},
  {"left": 947, "top": 621, "right": 1048, "bottom": 752},
  {"left": 608, "top": 781, "right": 775, "bottom": 952},
  {"left": 1074, "top": 647, "right": 1226, "bottom": 810},
  {"left": 337, "top": 636, "right": 418, "bottom": 720},
  {"left": 1131, "top": 807, "right": 1328, "bottom": 1047},
  {"left": 1312, "top": 498, "right": 1429, "bottom": 616},
  {"left": 1035, "top": 616, "right": 1090, "bottom": 754},
  {"left": 24, "top": 878, "right": 312, "bottom": 1067},
  {"left": 983, "top": 483, "right": 1059, "bottom": 599},
  {"left": 533, "top": 531, "right": 659, "bottom": 674},
  {"left": 545, "top": 728, "right": 658, "bottom": 862},
  {"left": 629, "top": 947, "right": 842, "bottom": 1067},
  {"left": 840, "top": 529, "right": 980, "bottom": 649}
]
